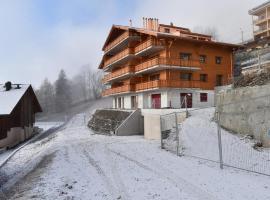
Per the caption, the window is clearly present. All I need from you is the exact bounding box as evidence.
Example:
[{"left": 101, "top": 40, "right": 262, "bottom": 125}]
[
  {"left": 180, "top": 53, "right": 191, "bottom": 60},
  {"left": 131, "top": 96, "right": 138, "bottom": 109},
  {"left": 180, "top": 73, "right": 192, "bottom": 81},
  {"left": 216, "top": 56, "right": 222, "bottom": 64},
  {"left": 200, "top": 74, "right": 208, "bottom": 82},
  {"left": 199, "top": 55, "right": 206, "bottom": 63},
  {"left": 164, "top": 28, "right": 170, "bottom": 33},
  {"left": 200, "top": 93, "right": 208, "bottom": 102},
  {"left": 150, "top": 74, "right": 160, "bottom": 81},
  {"left": 216, "top": 75, "right": 223, "bottom": 86}
]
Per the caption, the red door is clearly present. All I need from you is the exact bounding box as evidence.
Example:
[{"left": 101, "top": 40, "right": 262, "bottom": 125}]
[
  {"left": 151, "top": 94, "right": 161, "bottom": 109},
  {"left": 180, "top": 93, "right": 192, "bottom": 108}
]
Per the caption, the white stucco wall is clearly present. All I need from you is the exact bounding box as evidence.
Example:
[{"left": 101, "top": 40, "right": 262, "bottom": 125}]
[
  {"left": 112, "top": 89, "right": 214, "bottom": 110},
  {"left": 124, "top": 95, "right": 131, "bottom": 109}
]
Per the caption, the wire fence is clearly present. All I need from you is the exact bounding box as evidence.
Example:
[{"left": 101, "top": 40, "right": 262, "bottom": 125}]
[{"left": 160, "top": 102, "right": 270, "bottom": 176}]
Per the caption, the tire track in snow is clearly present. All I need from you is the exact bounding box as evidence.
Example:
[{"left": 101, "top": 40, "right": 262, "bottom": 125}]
[
  {"left": 82, "top": 149, "right": 121, "bottom": 199},
  {"left": 108, "top": 148, "right": 218, "bottom": 200},
  {"left": 104, "top": 143, "right": 131, "bottom": 200}
]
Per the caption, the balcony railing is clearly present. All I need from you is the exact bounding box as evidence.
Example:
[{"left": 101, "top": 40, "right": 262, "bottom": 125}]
[
  {"left": 254, "top": 27, "right": 268, "bottom": 35},
  {"left": 134, "top": 38, "right": 163, "bottom": 55},
  {"left": 104, "top": 48, "right": 135, "bottom": 68},
  {"left": 135, "top": 80, "right": 201, "bottom": 91},
  {"left": 135, "top": 57, "right": 201, "bottom": 73},
  {"left": 102, "top": 66, "right": 135, "bottom": 83},
  {"left": 102, "top": 85, "right": 135, "bottom": 96},
  {"left": 104, "top": 32, "right": 140, "bottom": 53},
  {"left": 254, "top": 15, "right": 267, "bottom": 24}
]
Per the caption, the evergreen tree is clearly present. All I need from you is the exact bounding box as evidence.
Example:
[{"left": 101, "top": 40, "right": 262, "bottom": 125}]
[
  {"left": 36, "top": 78, "right": 55, "bottom": 113},
  {"left": 54, "top": 69, "right": 72, "bottom": 112}
]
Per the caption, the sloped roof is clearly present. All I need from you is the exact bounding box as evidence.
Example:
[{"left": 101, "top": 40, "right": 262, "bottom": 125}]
[
  {"left": 249, "top": 1, "right": 270, "bottom": 15},
  {"left": 99, "top": 24, "right": 241, "bottom": 69},
  {"left": 0, "top": 84, "right": 42, "bottom": 115}
]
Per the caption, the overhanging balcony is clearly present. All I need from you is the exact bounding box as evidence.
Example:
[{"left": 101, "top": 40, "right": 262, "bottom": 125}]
[
  {"left": 135, "top": 80, "right": 201, "bottom": 92},
  {"left": 254, "top": 27, "right": 268, "bottom": 35},
  {"left": 102, "top": 85, "right": 135, "bottom": 96},
  {"left": 135, "top": 57, "right": 201, "bottom": 74},
  {"left": 135, "top": 38, "right": 164, "bottom": 56},
  {"left": 104, "top": 48, "right": 135, "bottom": 71},
  {"left": 102, "top": 66, "right": 135, "bottom": 83},
  {"left": 254, "top": 15, "right": 267, "bottom": 25},
  {"left": 104, "top": 32, "right": 141, "bottom": 55}
]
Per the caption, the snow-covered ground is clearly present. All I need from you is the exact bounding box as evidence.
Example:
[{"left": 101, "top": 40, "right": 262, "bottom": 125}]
[
  {"left": 1, "top": 101, "right": 270, "bottom": 200},
  {"left": 181, "top": 108, "right": 270, "bottom": 175},
  {"left": 35, "top": 121, "right": 64, "bottom": 132}
]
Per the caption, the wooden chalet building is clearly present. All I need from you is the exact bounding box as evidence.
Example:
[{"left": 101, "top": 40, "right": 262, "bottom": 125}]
[
  {"left": 99, "top": 18, "right": 239, "bottom": 109},
  {"left": 0, "top": 82, "right": 42, "bottom": 148}
]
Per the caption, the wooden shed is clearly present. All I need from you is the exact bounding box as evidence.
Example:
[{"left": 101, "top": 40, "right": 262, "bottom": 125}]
[{"left": 0, "top": 83, "right": 42, "bottom": 148}]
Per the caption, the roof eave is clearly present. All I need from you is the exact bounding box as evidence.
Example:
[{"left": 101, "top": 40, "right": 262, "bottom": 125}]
[{"left": 249, "top": 1, "right": 270, "bottom": 15}]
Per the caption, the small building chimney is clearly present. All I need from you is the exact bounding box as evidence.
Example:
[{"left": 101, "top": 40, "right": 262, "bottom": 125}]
[
  {"left": 5, "top": 81, "right": 12, "bottom": 91},
  {"left": 15, "top": 84, "right": 21, "bottom": 89},
  {"left": 129, "top": 19, "right": 132, "bottom": 27}
]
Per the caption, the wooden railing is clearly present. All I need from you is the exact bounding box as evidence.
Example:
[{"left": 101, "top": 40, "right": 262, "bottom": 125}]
[
  {"left": 135, "top": 57, "right": 201, "bottom": 72},
  {"left": 135, "top": 80, "right": 201, "bottom": 91},
  {"left": 102, "top": 66, "right": 135, "bottom": 83},
  {"left": 104, "top": 48, "right": 134, "bottom": 68},
  {"left": 134, "top": 38, "right": 163, "bottom": 54},
  {"left": 104, "top": 32, "right": 140, "bottom": 53},
  {"left": 102, "top": 85, "right": 135, "bottom": 96}
]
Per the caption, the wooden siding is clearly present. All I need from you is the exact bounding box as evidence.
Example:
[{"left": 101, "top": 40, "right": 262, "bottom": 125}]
[{"left": 0, "top": 87, "right": 41, "bottom": 140}]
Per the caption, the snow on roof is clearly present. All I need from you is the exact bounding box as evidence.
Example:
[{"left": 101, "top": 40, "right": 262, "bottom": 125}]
[{"left": 0, "top": 84, "right": 30, "bottom": 115}]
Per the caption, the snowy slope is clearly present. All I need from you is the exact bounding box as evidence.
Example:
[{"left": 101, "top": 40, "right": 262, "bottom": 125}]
[{"left": 181, "top": 108, "right": 270, "bottom": 175}]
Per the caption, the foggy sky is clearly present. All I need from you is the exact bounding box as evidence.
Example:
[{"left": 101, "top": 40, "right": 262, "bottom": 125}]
[{"left": 0, "top": 0, "right": 265, "bottom": 87}]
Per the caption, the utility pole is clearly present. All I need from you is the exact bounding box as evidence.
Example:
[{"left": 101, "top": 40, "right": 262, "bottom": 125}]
[{"left": 240, "top": 28, "right": 244, "bottom": 43}]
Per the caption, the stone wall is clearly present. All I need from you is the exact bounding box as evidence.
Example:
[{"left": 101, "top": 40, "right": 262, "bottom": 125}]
[{"left": 216, "top": 84, "right": 270, "bottom": 147}]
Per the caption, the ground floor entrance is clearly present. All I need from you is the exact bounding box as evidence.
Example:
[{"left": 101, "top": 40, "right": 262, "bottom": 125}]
[
  {"left": 151, "top": 94, "right": 161, "bottom": 109},
  {"left": 180, "top": 93, "right": 193, "bottom": 108},
  {"left": 112, "top": 90, "right": 214, "bottom": 109}
]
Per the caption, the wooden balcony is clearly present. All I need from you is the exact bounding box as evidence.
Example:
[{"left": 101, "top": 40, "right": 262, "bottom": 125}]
[
  {"left": 135, "top": 57, "right": 201, "bottom": 74},
  {"left": 135, "top": 80, "right": 201, "bottom": 91},
  {"left": 104, "top": 32, "right": 140, "bottom": 55},
  {"left": 104, "top": 48, "right": 135, "bottom": 71},
  {"left": 135, "top": 38, "right": 164, "bottom": 56},
  {"left": 102, "top": 66, "right": 135, "bottom": 83},
  {"left": 254, "top": 15, "right": 267, "bottom": 25},
  {"left": 102, "top": 85, "right": 135, "bottom": 96}
]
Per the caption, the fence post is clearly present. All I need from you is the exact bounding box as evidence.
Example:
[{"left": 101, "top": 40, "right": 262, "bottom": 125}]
[
  {"left": 175, "top": 112, "right": 180, "bottom": 156},
  {"left": 160, "top": 115, "right": 164, "bottom": 149},
  {"left": 216, "top": 110, "right": 224, "bottom": 169},
  {"left": 185, "top": 96, "right": 188, "bottom": 118}
]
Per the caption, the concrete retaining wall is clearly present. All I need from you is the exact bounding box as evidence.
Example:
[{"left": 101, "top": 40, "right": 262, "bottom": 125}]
[
  {"left": 216, "top": 84, "right": 270, "bottom": 147},
  {"left": 115, "top": 109, "right": 144, "bottom": 136},
  {"left": 143, "top": 109, "right": 187, "bottom": 140}
]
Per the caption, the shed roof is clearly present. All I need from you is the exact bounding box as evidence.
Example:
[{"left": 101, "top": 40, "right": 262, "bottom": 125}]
[{"left": 0, "top": 84, "right": 41, "bottom": 115}]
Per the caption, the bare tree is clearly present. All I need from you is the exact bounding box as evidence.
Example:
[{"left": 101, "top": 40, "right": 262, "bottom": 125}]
[
  {"left": 193, "top": 26, "right": 219, "bottom": 41},
  {"left": 88, "top": 70, "right": 104, "bottom": 99}
]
